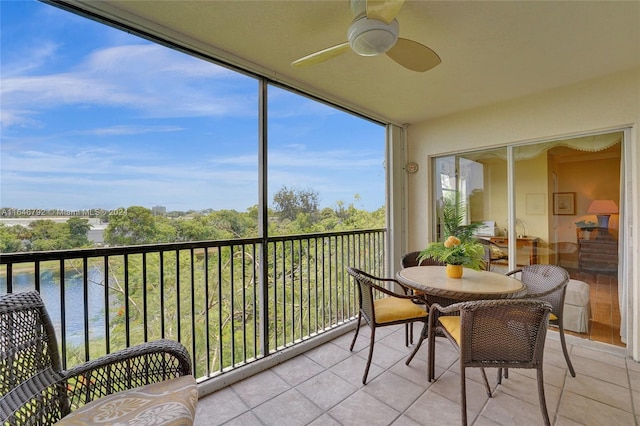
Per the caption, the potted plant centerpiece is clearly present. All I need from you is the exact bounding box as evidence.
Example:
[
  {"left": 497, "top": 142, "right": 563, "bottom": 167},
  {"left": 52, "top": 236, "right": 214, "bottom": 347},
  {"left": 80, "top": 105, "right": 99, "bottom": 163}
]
[{"left": 418, "top": 198, "right": 486, "bottom": 278}]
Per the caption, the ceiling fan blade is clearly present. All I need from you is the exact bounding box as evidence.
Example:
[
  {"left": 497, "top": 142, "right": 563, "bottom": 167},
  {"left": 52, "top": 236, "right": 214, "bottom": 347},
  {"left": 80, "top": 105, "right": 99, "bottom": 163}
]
[
  {"left": 386, "top": 38, "right": 441, "bottom": 72},
  {"left": 291, "top": 42, "right": 350, "bottom": 68},
  {"left": 366, "top": 0, "right": 405, "bottom": 24}
]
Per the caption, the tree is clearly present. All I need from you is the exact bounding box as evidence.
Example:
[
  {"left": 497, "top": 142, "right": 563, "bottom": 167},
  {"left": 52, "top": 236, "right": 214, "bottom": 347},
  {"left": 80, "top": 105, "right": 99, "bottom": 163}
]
[
  {"left": 66, "top": 217, "right": 91, "bottom": 247},
  {"left": 173, "top": 215, "right": 223, "bottom": 242},
  {"left": 272, "top": 186, "right": 320, "bottom": 222},
  {"left": 28, "top": 220, "right": 70, "bottom": 251},
  {"left": 104, "top": 206, "right": 160, "bottom": 246},
  {"left": 208, "top": 210, "right": 256, "bottom": 239},
  {"left": 0, "top": 224, "right": 23, "bottom": 253}
]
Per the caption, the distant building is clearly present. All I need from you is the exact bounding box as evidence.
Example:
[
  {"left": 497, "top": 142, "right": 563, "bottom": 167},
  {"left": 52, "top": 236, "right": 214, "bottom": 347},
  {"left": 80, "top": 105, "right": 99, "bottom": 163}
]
[
  {"left": 88, "top": 224, "right": 106, "bottom": 245},
  {"left": 152, "top": 205, "right": 166, "bottom": 216},
  {"left": 0, "top": 217, "right": 106, "bottom": 246}
]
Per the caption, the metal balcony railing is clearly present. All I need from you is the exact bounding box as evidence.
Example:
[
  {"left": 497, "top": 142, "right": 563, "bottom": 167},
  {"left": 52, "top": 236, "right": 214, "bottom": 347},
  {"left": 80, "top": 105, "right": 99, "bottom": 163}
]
[{"left": 0, "top": 229, "right": 386, "bottom": 382}]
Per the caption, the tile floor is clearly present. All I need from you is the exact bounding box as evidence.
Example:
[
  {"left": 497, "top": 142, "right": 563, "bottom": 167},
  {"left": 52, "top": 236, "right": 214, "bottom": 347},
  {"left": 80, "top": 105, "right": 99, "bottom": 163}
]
[{"left": 195, "top": 324, "right": 639, "bottom": 425}]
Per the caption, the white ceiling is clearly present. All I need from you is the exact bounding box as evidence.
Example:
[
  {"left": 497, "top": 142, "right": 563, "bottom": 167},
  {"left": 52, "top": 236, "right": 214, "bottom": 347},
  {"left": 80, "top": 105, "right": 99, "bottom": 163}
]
[{"left": 61, "top": 0, "right": 640, "bottom": 125}]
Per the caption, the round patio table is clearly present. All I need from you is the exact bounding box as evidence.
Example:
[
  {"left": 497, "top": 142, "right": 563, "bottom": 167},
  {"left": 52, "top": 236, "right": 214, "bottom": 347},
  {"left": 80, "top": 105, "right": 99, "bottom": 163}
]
[
  {"left": 396, "top": 265, "right": 525, "bottom": 302},
  {"left": 398, "top": 266, "right": 528, "bottom": 383}
]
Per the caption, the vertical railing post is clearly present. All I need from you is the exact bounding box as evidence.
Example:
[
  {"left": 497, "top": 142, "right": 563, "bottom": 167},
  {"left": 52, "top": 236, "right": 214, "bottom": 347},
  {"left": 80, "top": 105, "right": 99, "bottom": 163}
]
[
  {"left": 124, "top": 254, "right": 130, "bottom": 348},
  {"left": 5, "top": 264, "right": 13, "bottom": 293},
  {"left": 104, "top": 255, "right": 110, "bottom": 355},
  {"left": 82, "top": 257, "right": 90, "bottom": 362},
  {"left": 258, "top": 79, "right": 269, "bottom": 357},
  {"left": 203, "top": 247, "right": 211, "bottom": 377},
  {"left": 59, "top": 259, "right": 67, "bottom": 369}
]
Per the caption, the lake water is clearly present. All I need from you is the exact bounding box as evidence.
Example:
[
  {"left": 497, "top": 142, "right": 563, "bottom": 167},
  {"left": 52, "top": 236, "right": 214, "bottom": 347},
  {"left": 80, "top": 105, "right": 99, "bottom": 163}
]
[{"left": 1, "top": 267, "right": 109, "bottom": 346}]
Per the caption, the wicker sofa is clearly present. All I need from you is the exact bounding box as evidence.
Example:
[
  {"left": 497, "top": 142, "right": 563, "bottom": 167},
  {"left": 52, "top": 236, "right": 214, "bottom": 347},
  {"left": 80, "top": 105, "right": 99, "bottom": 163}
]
[{"left": 0, "top": 291, "right": 197, "bottom": 425}]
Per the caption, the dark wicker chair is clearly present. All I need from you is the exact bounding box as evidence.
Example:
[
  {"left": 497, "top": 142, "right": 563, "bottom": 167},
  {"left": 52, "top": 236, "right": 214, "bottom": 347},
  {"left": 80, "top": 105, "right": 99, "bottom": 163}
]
[
  {"left": 400, "top": 251, "right": 445, "bottom": 342},
  {"left": 506, "top": 264, "right": 575, "bottom": 377},
  {"left": 0, "top": 291, "right": 196, "bottom": 425},
  {"left": 428, "top": 299, "right": 553, "bottom": 426},
  {"left": 476, "top": 238, "right": 508, "bottom": 271},
  {"left": 401, "top": 251, "right": 445, "bottom": 268},
  {"left": 346, "top": 267, "right": 428, "bottom": 384}
]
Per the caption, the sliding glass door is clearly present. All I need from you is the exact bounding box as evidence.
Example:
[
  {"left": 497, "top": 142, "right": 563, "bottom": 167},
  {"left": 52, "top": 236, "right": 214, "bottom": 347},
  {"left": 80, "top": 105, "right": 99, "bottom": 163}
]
[
  {"left": 432, "top": 148, "right": 510, "bottom": 269},
  {"left": 431, "top": 132, "right": 624, "bottom": 346}
]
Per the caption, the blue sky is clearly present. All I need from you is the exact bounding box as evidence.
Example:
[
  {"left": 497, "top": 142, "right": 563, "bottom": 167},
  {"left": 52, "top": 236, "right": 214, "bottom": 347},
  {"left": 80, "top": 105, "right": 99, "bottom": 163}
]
[{"left": 0, "top": 0, "right": 385, "bottom": 213}]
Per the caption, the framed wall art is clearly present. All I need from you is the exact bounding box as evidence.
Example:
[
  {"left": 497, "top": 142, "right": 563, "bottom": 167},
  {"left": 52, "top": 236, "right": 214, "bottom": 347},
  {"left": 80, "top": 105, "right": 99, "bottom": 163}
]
[
  {"left": 553, "top": 192, "right": 575, "bottom": 215},
  {"left": 526, "top": 193, "right": 545, "bottom": 215}
]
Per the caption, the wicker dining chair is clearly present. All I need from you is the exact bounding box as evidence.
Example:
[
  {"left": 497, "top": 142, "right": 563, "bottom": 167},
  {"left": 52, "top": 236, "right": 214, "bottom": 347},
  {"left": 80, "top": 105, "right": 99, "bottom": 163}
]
[
  {"left": 506, "top": 264, "right": 575, "bottom": 377},
  {"left": 428, "top": 299, "right": 553, "bottom": 426},
  {"left": 0, "top": 291, "right": 197, "bottom": 425},
  {"left": 346, "top": 267, "right": 428, "bottom": 384},
  {"left": 476, "top": 238, "right": 509, "bottom": 271},
  {"left": 401, "top": 251, "right": 445, "bottom": 269},
  {"left": 400, "top": 251, "right": 445, "bottom": 342}
]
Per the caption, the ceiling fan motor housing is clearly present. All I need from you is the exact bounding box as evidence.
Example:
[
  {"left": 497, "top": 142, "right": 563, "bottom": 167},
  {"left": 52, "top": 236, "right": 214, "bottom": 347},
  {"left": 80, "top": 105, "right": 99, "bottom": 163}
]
[{"left": 348, "top": 17, "right": 399, "bottom": 56}]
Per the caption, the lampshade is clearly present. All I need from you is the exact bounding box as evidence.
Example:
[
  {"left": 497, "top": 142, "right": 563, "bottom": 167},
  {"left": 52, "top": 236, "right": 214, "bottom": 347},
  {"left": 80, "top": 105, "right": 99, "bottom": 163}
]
[
  {"left": 587, "top": 199, "right": 618, "bottom": 231},
  {"left": 587, "top": 200, "right": 618, "bottom": 215}
]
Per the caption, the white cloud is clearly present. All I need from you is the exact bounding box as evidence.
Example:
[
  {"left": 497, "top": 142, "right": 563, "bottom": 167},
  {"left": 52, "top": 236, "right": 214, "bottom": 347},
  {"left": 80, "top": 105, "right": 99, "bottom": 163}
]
[
  {"left": 2, "top": 41, "right": 59, "bottom": 76},
  {"left": 0, "top": 109, "right": 43, "bottom": 129},
  {"left": 1, "top": 43, "right": 255, "bottom": 130},
  {"left": 72, "top": 125, "right": 184, "bottom": 137},
  {"left": 268, "top": 147, "right": 381, "bottom": 170}
]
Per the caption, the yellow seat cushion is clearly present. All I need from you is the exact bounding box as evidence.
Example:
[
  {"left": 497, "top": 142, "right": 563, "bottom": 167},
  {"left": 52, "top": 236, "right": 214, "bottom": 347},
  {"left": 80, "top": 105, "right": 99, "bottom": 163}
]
[
  {"left": 438, "top": 316, "right": 461, "bottom": 345},
  {"left": 439, "top": 315, "right": 545, "bottom": 352},
  {"left": 549, "top": 312, "right": 558, "bottom": 321},
  {"left": 374, "top": 297, "right": 427, "bottom": 323}
]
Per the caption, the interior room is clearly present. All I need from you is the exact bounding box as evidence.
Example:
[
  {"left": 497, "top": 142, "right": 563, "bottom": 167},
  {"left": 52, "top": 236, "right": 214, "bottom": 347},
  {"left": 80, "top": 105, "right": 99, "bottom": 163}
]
[{"left": 444, "top": 133, "right": 623, "bottom": 346}]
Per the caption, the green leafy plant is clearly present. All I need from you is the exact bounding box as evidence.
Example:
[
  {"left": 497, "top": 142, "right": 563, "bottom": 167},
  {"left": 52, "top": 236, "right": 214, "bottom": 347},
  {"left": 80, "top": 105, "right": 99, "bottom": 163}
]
[
  {"left": 418, "top": 235, "right": 485, "bottom": 270},
  {"left": 439, "top": 197, "right": 482, "bottom": 243},
  {"left": 418, "top": 196, "right": 485, "bottom": 269}
]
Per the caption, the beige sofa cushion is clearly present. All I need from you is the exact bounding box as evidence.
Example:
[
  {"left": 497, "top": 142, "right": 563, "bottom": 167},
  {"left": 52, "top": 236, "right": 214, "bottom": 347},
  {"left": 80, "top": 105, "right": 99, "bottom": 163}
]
[
  {"left": 564, "top": 279, "right": 591, "bottom": 333},
  {"left": 566, "top": 279, "right": 590, "bottom": 306},
  {"left": 56, "top": 375, "right": 197, "bottom": 426}
]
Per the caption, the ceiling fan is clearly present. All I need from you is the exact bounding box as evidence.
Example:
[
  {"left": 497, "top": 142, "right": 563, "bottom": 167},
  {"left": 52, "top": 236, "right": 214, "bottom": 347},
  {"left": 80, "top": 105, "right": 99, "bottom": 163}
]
[{"left": 291, "top": 0, "right": 441, "bottom": 72}]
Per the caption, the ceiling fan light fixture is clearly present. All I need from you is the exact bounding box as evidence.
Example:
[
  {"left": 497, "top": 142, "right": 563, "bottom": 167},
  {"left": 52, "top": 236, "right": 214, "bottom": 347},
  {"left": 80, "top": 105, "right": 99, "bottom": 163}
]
[
  {"left": 292, "top": 0, "right": 439, "bottom": 72},
  {"left": 348, "top": 17, "right": 399, "bottom": 56}
]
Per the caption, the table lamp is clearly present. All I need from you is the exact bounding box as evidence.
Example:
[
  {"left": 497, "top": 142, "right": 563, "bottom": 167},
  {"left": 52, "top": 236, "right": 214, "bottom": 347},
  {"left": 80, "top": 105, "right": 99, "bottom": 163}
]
[{"left": 587, "top": 199, "right": 618, "bottom": 229}]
